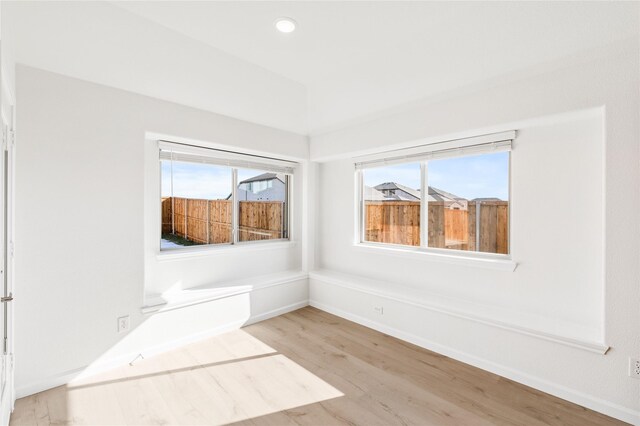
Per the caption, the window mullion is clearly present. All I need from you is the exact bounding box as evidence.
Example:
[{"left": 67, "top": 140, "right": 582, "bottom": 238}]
[
  {"left": 170, "top": 151, "right": 175, "bottom": 236},
  {"left": 357, "top": 170, "right": 365, "bottom": 244},
  {"left": 420, "top": 161, "right": 428, "bottom": 249},
  {"left": 232, "top": 168, "right": 238, "bottom": 244}
]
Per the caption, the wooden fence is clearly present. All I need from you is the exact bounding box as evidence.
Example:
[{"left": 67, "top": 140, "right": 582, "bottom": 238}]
[
  {"left": 238, "top": 201, "right": 285, "bottom": 242},
  {"left": 161, "top": 197, "right": 285, "bottom": 244},
  {"left": 364, "top": 201, "right": 508, "bottom": 254},
  {"left": 162, "top": 196, "right": 506, "bottom": 252}
]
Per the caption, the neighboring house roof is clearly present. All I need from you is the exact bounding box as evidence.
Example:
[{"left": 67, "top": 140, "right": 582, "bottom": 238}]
[
  {"left": 228, "top": 172, "right": 286, "bottom": 201},
  {"left": 394, "top": 192, "right": 420, "bottom": 201},
  {"left": 374, "top": 183, "right": 468, "bottom": 204},
  {"left": 230, "top": 185, "right": 286, "bottom": 201},
  {"left": 364, "top": 185, "right": 389, "bottom": 201},
  {"left": 374, "top": 182, "right": 421, "bottom": 200},
  {"left": 238, "top": 172, "right": 284, "bottom": 185},
  {"left": 471, "top": 197, "right": 503, "bottom": 202},
  {"left": 429, "top": 187, "right": 463, "bottom": 202}
]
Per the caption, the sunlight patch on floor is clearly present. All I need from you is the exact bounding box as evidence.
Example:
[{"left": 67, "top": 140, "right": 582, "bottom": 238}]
[{"left": 56, "top": 329, "right": 343, "bottom": 425}]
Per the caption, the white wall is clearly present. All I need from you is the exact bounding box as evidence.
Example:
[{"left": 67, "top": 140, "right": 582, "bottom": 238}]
[
  {"left": 1, "top": 0, "right": 15, "bottom": 118},
  {"left": 310, "top": 38, "right": 639, "bottom": 422},
  {"left": 14, "top": 65, "right": 309, "bottom": 396}
]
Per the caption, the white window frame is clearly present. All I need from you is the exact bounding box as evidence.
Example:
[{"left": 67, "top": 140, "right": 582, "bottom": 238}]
[
  {"left": 355, "top": 131, "right": 516, "bottom": 270},
  {"left": 158, "top": 140, "right": 295, "bottom": 252}
]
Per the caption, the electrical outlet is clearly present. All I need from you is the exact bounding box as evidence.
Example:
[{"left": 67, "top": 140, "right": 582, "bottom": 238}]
[
  {"left": 373, "top": 305, "right": 384, "bottom": 315},
  {"left": 630, "top": 358, "right": 640, "bottom": 379},
  {"left": 117, "top": 315, "right": 130, "bottom": 333}
]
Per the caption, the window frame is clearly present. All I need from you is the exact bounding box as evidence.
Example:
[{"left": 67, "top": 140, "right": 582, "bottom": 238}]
[
  {"left": 158, "top": 142, "right": 294, "bottom": 253},
  {"left": 355, "top": 134, "right": 513, "bottom": 262}
]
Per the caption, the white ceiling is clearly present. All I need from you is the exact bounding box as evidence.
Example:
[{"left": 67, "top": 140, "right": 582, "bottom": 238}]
[
  {"left": 114, "top": 1, "right": 640, "bottom": 133},
  {"left": 6, "top": 1, "right": 640, "bottom": 135},
  {"left": 115, "top": 2, "right": 637, "bottom": 85}
]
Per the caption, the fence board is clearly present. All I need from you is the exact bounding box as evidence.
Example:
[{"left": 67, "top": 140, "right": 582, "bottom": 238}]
[
  {"left": 496, "top": 204, "right": 509, "bottom": 254},
  {"left": 444, "top": 209, "right": 468, "bottom": 244},
  {"left": 365, "top": 201, "right": 420, "bottom": 246},
  {"left": 239, "top": 201, "right": 284, "bottom": 241},
  {"left": 186, "top": 199, "right": 209, "bottom": 243},
  {"left": 467, "top": 203, "right": 477, "bottom": 251},
  {"left": 173, "top": 197, "right": 187, "bottom": 238},
  {"left": 428, "top": 202, "right": 444, "bottom": 248},
  {"left": 161, "top": 197, "right": 172, "bottom": 234},
  {"left": 209, "top": 200, "right": 232, "bottom": 244}
]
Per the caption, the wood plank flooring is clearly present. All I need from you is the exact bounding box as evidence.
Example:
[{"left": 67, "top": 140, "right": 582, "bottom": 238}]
[{"left": 10, "top": 307, "right": 626, "bottom": 425}]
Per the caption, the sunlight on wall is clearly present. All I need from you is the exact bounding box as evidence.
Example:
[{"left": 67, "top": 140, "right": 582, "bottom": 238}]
[{"left": 69, "top": 292, "right": 253, "bottom": 384}]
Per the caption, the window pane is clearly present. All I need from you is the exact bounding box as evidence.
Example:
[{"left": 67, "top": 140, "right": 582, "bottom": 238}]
[
  {"left": 362, "top": 163, "right": 421, "bottom": 246},
  {"left": 237, "top": 169, "right": 288, "bottom": 242},
  {"left": 427, "top": 152, "right": 509, "bottom": 254},
  {"left": 160, "top": 160, "right": 233, "bottom": 249}
]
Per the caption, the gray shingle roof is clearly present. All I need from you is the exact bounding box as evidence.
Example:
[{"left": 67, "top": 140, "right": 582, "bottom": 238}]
[
  {"left": 471, "top": 197, "right": 503, "bottom": 202},
  {"left": 429, "top": 187, "right": 463, "bottom": 202},
  {"left": 374, "top": 182, "right": 421, "bottom": 200},
  {"left": 363, "top": 186, "right": 388, "bottom": 201},
  {"left": 238, "top": 172, "right": 284, "bottom": 185},
  {"left": 374, "top": 183, "right": 466, "bottom": 203}
]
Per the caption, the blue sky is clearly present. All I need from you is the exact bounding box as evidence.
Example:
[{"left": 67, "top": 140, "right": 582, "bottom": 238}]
[
  {"left": 161, "top": 161, "right": 270, "bottom": 199},
  {"left": 164, "top": 151, "right": 509, "bottom": 201},
  {"left": 161, "top": 161, "right": 232, "bottom": 199},
  {"left": 363, "top": 152, "right": 509, "bottom": 200}
]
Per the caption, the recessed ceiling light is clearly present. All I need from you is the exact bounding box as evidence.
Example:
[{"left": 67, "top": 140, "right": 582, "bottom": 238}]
[{"left": 274, "top": 17, "right": 296, "bottom": 33}]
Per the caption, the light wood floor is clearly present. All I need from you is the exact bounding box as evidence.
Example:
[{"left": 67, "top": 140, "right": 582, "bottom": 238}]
[{"left": 11, "top": 307, "right": 626, "bottom": 426}]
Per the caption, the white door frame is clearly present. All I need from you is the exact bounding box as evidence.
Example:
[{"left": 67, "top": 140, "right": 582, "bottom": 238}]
[{"left": 0, "top": 65, "right": 15, "bottom": 426}]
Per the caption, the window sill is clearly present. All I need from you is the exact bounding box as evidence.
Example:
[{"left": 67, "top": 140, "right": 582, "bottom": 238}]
[
  {"left": 156, "top": 240, "right": 297, "bottom": 261},
  {"left": 142, "top": 270, "right": 308, "bottom": 314},
  {"left": 309, "top": 269, "right": 608, "bottom": 354},
  {"left": 353, "top": 243, "right": 517, "bottom": 272}
]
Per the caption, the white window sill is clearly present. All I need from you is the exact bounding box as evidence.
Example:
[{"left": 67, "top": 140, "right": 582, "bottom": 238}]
[
  {"left": 309, "top": 269, "right": 608, "bottom": 354},
  {"left": 142, "top": 270, "right": 308, "bottom": 314},
  {"left": 156, "top": 240, "right": 297, "bottom": 261},
  {"left": 353, "top": 242, "right": 517, "bottom": 272}
]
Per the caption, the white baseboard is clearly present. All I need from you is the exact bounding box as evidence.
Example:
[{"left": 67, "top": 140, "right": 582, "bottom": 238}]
[
  {"left": 16, "top": 299, "right": 309, "bottom": 399},
  {"left": 244, "top": 300, "right": 309, "bottom": 326},
  {"left": 309, "top": 299, "right": 639, "bottom": 425}
]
